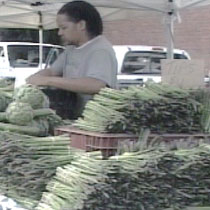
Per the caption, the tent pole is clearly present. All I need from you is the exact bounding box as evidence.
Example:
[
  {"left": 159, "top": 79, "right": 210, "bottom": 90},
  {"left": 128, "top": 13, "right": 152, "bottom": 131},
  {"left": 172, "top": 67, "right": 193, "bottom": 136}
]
[
  {"left": 38, "top": 11, "right": 43, "bottom": 69},
  {"left": 166, "top": 0, "right": 174, "bottom": 59},
  {"left": 39, "top": 27, "right": 43, "bottom": 69},
  {"left": 166, "top": 14, "right": 174, "bottom": 59}
]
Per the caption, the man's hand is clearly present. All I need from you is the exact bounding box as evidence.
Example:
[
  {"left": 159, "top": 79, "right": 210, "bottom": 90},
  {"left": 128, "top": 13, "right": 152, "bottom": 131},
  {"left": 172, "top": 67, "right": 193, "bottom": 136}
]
[
  {"left": 26, "top": 68, "right": 56, "bottom": 86},
  {"left": 26, "top": 74, "right": 49, "bottom": 86}
]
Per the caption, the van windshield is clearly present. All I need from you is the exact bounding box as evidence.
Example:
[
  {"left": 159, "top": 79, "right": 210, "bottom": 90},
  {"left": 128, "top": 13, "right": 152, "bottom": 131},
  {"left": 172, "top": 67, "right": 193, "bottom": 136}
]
[
  {"left": 7, "top": 45, "right": 63, "bottom": 68},
  {"left": 121, "top": 51, "right": 188, "bottom": 74}
]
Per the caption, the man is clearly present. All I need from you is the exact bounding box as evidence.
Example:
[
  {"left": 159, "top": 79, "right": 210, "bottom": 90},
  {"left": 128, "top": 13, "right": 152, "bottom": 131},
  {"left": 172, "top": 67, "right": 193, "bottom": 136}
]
[{"left": 26, "top": 0, "right": 118, "bottom": 117}]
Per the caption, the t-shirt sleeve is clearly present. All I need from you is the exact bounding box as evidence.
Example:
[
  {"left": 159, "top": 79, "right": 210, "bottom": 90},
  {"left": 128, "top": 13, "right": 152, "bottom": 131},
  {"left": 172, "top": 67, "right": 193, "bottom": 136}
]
[
  {"left": 86, "top": 50, "right": 116, "bottom": 87},
  {"left": 50, "top": 51, "right": 66, "bottom": 76}
]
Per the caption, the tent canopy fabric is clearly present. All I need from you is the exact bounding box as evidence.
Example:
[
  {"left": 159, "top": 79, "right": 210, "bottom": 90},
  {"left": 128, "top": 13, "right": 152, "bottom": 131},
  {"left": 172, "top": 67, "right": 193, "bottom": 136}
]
[
  {"left": 0, "top": 0, "right": 209, "bottom": 30},
  {"left": 0, "top": 0, "right": 209, "bottom": 58}
]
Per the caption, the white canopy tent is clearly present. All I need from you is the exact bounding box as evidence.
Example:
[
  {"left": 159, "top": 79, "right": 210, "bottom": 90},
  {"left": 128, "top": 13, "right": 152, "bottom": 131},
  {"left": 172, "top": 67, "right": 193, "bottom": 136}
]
[{"left": 0, "top": 0, "right": 210, "bottom": 59}]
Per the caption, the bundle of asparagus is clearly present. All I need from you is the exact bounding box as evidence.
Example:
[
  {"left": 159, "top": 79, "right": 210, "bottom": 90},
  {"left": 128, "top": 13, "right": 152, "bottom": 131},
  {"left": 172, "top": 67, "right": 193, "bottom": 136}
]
[
  {"left": 35, "top": 138, "right": 210, "bottom": 210},
  {"left": 0, "top": 131, "right": 82, "bottom": 209},
  {"left": 190, "top": 89, "right": 210, "bottom": 133},
  {"left": 74, "top": 83, "right": 202, "bottom": 134},
  {"left": 36, "top": 151, "right": 106, "bottom": 210}
]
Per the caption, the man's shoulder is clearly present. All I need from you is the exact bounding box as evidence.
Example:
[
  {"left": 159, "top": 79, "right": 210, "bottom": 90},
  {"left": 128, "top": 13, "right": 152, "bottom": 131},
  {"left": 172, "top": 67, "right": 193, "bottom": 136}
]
[
  {"left": 92, "top": 35, "right": 112, "bottom": 48},
  {"left": 88, "top": 35, "right": 115, "bottom": 55}
]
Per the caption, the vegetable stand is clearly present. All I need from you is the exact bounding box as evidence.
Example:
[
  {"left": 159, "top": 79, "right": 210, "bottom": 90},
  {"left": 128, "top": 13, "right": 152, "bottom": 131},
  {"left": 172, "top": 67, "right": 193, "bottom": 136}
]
[{"left": 1, "top": 81, "right": 210, "bottom": 209}]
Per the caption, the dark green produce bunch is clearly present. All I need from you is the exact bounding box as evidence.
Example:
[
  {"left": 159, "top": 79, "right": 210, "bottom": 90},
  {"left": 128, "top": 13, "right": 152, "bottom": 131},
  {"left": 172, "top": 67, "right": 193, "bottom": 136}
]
[
  {"left": 6, "top": 101, "right": 33, "bottom": 125},
  {"left": 14, "top": 84, "right": 49, "bottom": 109},
  {"left": 0, "top": 101, "right": 63, "bottom": 136},
  {"left": 189, "top": 89, "right": 210, "bottom": 133},
  {"left": 0, "top": 78, "right": 14, "bottom": 88},
  {"left": 0, "top": 90, "right": 13, "bottom": 112},
  {"left": 5, "top": 101, "right": 55, "bottom": 126},
  {"left": 30, "top": 117, "right": 50, "bottom": 136},
  {"left": 46, "top": 114, "right": 64, "bottom": 135}
]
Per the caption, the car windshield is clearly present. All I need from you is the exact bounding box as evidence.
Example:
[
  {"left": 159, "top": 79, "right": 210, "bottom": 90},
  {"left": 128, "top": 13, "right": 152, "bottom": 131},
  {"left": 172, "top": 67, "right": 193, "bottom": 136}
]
[
  {"left": 121, "top": 51, "right": 188, "bottom": 74},
  {"left": 7, "top": 45, "right": 64, "bottom": 68}
]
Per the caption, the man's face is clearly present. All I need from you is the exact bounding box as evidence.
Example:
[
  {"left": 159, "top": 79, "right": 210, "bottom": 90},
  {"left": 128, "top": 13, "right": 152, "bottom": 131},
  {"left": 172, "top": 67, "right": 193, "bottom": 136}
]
[{"left": 56, "top": 14, "right": 81, "bottom": 46}]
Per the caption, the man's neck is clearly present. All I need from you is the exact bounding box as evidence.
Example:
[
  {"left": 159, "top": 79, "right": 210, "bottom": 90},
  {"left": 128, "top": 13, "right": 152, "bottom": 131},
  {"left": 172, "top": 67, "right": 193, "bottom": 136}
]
[
  {"left": 77, "top": 33, "right": 92, "bottom": 47},
  {"left": 76, "top": 35, "right": 101, "bottom": 49}
]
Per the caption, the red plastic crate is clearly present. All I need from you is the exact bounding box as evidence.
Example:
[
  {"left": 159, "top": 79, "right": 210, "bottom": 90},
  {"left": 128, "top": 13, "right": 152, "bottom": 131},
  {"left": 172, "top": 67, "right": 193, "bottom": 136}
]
[
  {"left": 54, "top": 126, "right": 138, "bottom": 157},
  {"left": 54, "top": 126, "right": 210, "bottom": 157}
]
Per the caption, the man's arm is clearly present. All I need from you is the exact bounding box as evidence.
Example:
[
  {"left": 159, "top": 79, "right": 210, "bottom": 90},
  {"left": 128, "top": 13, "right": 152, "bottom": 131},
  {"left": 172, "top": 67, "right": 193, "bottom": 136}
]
[
  {"left": 26, "top": 69, "right": 106, "bottom": 94},
  {"left": 26, "top": 68, "right": 58, "bottom": 86},
  {"left": 46, "top": 76, "right": 106, "bottom": 94},
  {"left": 27, "top": 68, "right": 56, "bottom": 77}
]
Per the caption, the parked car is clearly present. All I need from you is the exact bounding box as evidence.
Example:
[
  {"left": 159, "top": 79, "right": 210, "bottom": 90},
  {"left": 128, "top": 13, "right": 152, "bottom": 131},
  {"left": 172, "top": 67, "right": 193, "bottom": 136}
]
[
  {"left": 113, "top": 45, "right": 191, "bottom": 88},
  {"left": 0, "top": 42, "right": 65, "bottom": 87}
]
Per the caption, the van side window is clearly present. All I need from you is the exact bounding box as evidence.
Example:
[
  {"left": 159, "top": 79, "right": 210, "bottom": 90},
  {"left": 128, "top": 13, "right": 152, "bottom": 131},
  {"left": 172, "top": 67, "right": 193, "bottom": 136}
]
[
  {"left": 8, "top": 45, "right": 39, "bottom": 67},
  {"left": 7, "top": 45, "right": 64, "bottom": 68}
]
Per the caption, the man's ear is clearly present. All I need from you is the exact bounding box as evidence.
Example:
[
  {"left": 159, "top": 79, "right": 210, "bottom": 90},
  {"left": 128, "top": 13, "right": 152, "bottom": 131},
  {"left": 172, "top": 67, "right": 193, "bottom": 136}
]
[{"left": 78, "top": 20, "right": 86, "bottom": 31}]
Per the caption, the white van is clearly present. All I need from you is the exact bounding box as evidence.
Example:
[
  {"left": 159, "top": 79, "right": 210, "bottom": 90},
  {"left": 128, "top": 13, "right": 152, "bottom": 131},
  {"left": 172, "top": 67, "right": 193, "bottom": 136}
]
[
  {"left": 113, "top": 45, "right": 191, "bottom": 88},
  {"left": 0, "top": 42, "right": 65, "bottom": 87}
]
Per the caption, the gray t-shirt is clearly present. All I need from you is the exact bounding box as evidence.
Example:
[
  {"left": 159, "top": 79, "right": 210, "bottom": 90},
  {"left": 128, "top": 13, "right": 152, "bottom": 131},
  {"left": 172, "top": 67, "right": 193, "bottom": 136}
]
[{"left": 51, "top": 35, "right": 118, "bottom": 117}]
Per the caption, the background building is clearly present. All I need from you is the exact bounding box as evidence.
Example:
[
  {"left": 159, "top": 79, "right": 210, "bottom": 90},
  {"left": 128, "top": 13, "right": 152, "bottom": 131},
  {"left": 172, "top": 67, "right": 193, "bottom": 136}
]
[{"left": 104, "top": 6, "right": 210, "bottom": 73}]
